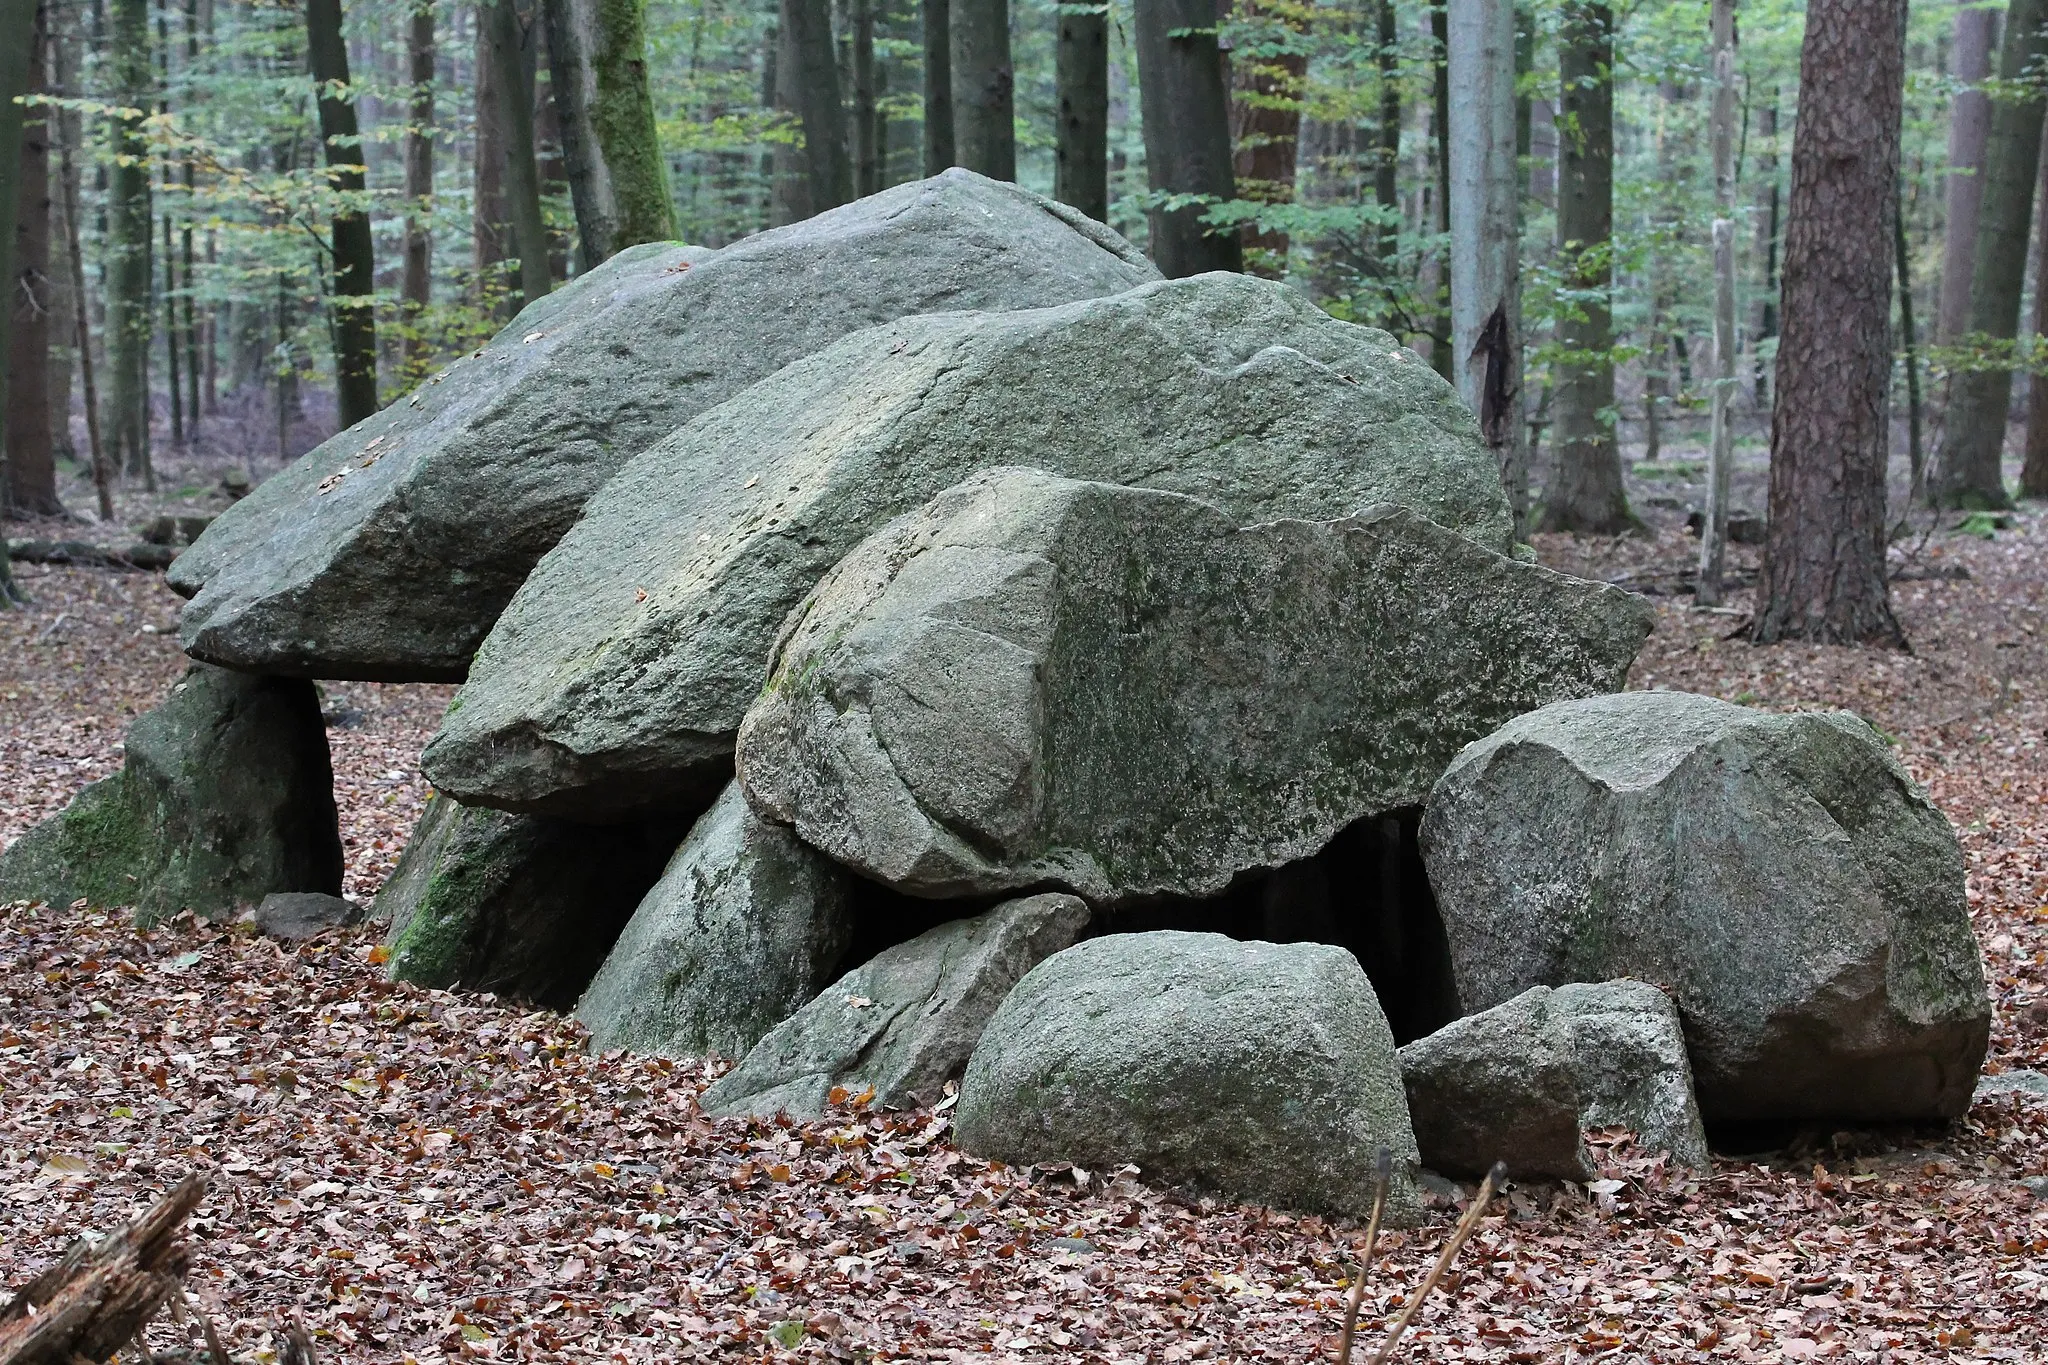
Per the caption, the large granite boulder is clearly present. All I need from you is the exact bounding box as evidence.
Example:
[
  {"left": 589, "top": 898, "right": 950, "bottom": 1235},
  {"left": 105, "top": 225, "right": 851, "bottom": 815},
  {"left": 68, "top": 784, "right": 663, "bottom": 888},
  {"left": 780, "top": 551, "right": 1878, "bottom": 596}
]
[
  {"left": 423, "top": 271, "right": 1517, "bottom": 819},
  {"left": 170, "top": 171, "right": 1157, "bottom": 682},
  {"left": 376, "top": 794, "right": 685, "bottom": 1010},
  {"left": 575, "top": 783, "right": 857, "bottom": 1059},
  {"left": 952, "top": 932, "right": 1423, "bottom": 1222},
  {"left": 1421, "top": 691, "right": 1992, "bottom": 1123},
  {"left": 0, "top": 665, "right": 340, "bottom": 922},
  {"left": 699, "top": 893, "right": 1090, "bottom": 1119},
  {"left": 737, "top": 468, "right": 1652, "bottom": 903},
  {"left": 1397, "top": 981, "right": 1709, "bottom": 1180}
]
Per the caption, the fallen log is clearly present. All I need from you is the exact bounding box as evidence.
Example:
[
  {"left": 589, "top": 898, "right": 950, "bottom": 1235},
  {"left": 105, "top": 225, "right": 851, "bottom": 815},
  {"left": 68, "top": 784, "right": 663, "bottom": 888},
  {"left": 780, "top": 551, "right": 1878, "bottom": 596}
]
[{"left": 0, "top": 1174, "right": 207, "bottom": 1365}]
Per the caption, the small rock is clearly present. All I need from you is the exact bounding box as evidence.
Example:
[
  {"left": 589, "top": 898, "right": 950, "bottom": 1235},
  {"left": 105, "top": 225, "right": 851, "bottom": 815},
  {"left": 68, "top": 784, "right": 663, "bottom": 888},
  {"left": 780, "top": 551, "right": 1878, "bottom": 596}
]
[
  {"left": 699, "top": 893, "right": 1090, "bottom": 1119},
  {"left": 1397, "top": 981, "right": 1709, "bottom": 1180},
  {"left": 1976, "top": 1069, "right": 2048, "bottom": 1103},
  {"left": 953, "top": 931, "right": 1423, "bottom": 1223},
  {"left": 254, "top": 891, "right": 361, "bottom": 941}
]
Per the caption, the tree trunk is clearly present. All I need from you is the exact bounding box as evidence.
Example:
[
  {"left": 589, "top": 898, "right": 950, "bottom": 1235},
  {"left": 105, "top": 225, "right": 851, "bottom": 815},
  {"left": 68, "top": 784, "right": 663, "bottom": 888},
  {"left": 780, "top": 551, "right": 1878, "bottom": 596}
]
[
  {"left": 57, "top": 132, "right": 108, "bottom": 520},
  {"left": 487, "top": 0, "right": 553, "bottom": 310},
  {"left": 922, "top": 0, "right": 954, "bottom": 174},
  {"left": 1931, "top": 0, "right": 2048, "bottom": 510},
  {"left": 474, "top": 10, "right": 512, "bottom": 301},
  {"left": 775, "top": 0, "right": 851, "bottom": 222},
  {"left": 1751, "top": 0, "right": 1905, "bottom": 648},
  {"left": 1447, "top": 0, "right": 1524, "bottom": 529},
  {"left": 106, "top": 0, "right": 152, "bottom": 487},
  {"left": 1696, "top": 0, "right": 1739, "bottom": 601},
  {"left": 1055, "top": 0, "right": 1107, "bottom": 220},
  {"left": 2022, "top": 134, "right": 2048, "bottom": 497},
  {"left": 589, "top": 0, "right": 674, "bottom": 248},
  {"left": 1751, "top": 90, "right": 1779, "bottom": 405},
  {"left": 851, "top": 0, "right": 878, "bottom": 194},
  {"left": 5, "top": 0, "right": 59, "bottom": 516},
  {"left": 1539, "top": 0, "right": 1630, "bottom": 537},
  {"left": 403, "top": 0, "right": 435, "bottom": 379},
  {"left": 307, "top": 0, "right": 378, "bottom": 428},
  {"left": 1375, "top": 0, "right": 1399, "bottom": 266},
  {"left": 1897, "top": 193, "right": 1925, "bottom": 494},
  {"left": 180, "top": 0, "right": 196, "bottom": 433},
  {"left": 951, "top": 0, "right": 1014, "bottom": 180},
  {"left": 1134, "top": 0, "right": 1241, "bottom": 276},
  {"left": 1936, "top": 0, "right": 1997, "bottom": 342},
  {"left": 161, "top": 201, "right": 181, "bottom": 445},
  {"left": 543, "top": 0, "right": 617, "bottom": 266},
  {"left": 1228, "top": 0, "right": 1308, "bottom": 277},
  {"left": 1428, "top": 0, "right": 1451, "bottom": 381}
]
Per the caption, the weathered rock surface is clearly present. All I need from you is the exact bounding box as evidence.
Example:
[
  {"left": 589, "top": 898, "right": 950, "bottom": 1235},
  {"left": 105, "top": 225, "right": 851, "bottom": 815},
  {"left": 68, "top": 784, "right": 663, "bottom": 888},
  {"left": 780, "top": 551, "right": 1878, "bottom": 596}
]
[
  {"left": 576, "top": 783, "right": 857, "bottom": 1059},
  {"left": 377, "top": 795, "right": 685, "bottom": 1010},
  {"left": 1976, "top": 1070, "right": 2048, "bottom": 1104},
  {"left": 737, "top": 468, "right": 1652, "bottom": 902},
  {"left": 0, "top": 665, "right": 340, "bottom": 922},
  {"left": 1421, "top": 691, "right": 1992, "bottom": 1123},
  {"left": 953, "top": 932, "right": 1423, "bottom": 1222},
  {"left": 424, "top": 271, "right": 1517, "bottom": 819},
  {"left": 1397, "top": 981, "right": 1708, "bottom": 1180},
  {"left": 171, "top": 171, "right": 1157, "bottom": 683},
  {"left": 255, "top": 891, "right": 361, "bottom": 941},
  {"left": 700, "top": 894, "right": 1090, "bottom": 1119}
]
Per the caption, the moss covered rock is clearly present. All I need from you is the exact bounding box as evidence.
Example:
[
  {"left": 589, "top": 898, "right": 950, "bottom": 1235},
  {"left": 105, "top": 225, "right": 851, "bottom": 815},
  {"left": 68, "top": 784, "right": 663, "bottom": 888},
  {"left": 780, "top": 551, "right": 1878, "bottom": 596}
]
[
  {"left": 0, "top": 664, "right": 341, "bottom": 922},
  {"left": 737, "top": 467, "right": 1652, "bottom": 904},
  {"left": 377, "top": 793, "right": 685, "bottom": 1010}
]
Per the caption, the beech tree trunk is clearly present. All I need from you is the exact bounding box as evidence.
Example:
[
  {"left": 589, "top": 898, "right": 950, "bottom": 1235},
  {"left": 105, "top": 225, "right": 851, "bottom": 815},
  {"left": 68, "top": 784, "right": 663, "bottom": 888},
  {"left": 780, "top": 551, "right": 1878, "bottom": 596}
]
[
  {"left": 106, "top": 0, "right": 153, "bottom": 486},
  {"left": 474, "top": 11, "right": 513, "bottom": 300},
  {"left": 1055, "top": 0, "right": 1107, "bottom": 220},
  {"left": 1752, "top": 0, "right": 1905, "bottom": 648},
  {"left": 1539, "top": 0, "right": 1631, "bottom": 536},
  {"left": 1447, "top": 0, "right": 1524, "bottom": 528},
  {"left": 547, "top": 0, "right": 673, "bottom": 261},
  {"left": 922, "top": 0, "right": 954, "bottom": 174},
  {"left": 1228, "top": 0, "right": 1308, "bottom": 278},
  {"left": 5, "top": 0, "right": 59, "bottom": 516},
  {"left": 774, "top": 0, "right": 851, "bottom": 223},
  {"left": 403, "top": 0, "right": 434, "bottom": 377},
  {"left": 307, "top": 0, "right": 379, "bottom": 428},
  {"left": 1375, "top": 0, "right": 1399, "bottom": 265},
  {"left": 852, "top": 0, "right": 878, "bottom": 194},
  {"left": 1932, "top": 0, "right": 2048, "bottom": 510},
  {"left": 1428, "top": 0, "right": 1451, "bottom": 381},
  {"left": 951, "top": 0, "right": 1014, "bottom": 180},
  {"left": 1937, "top": 0, "right": 1998, "bottom": 342},
  {"left": 2022, "top": 133, "right": 2048, "bottom": 498},
  {"left": 542, "top": 0, "right": 613, "bottom": 267},
  {"left": 1751, "top": 91, "right": 1779, "bottom": 405},
  {"left": 487, "top": 0, "right": 553, "bottom": 310},
  {"left": 1697, "top": 0, "right": 1737, "bottom": 602},
  {"left": 0, "top": 0, "right": 29, "bottom": 598},
  {"left": 1134, "top": 0, "right": 1242, "bottom": 277}
]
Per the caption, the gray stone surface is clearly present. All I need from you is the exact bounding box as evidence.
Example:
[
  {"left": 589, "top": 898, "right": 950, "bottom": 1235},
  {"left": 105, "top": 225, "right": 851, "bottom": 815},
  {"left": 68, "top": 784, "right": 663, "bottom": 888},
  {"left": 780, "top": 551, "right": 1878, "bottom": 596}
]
[
  {"left": 952, "top": 932, "right": 1423, "bottom": 1222},
  {"left": 699, "top": 893, "right": 1090, "bottom": 1119},
  {"left": 255, "top": 891, "right": 362, "bottom": 941},
  {"left": 1422, "top": 691, "right": 1993, "bottom": 1123},
  {"left": 576, "top": 783, "right": 856, "bottom": 1059},
  {"left": 376, "top": 794, "right": 686, "bottom": 1010},
  {"left": 0, "top": 665, "right": 341, "bottom": 922},
  {"left": 1397, "top": 981, "right": 1708, "bottom": 1180},
  {"left": 424, "top": 271, "right": 1516, "bottom": 819},
  {"left": 1975, "top": 1069, "right": 2048, "bottom": 1103},
  {"left": 171, "top": 171, "right": 1156, "bottom": 682},
  {"left": 737, "top": 468, "right": 1652, "bottom": 902}
]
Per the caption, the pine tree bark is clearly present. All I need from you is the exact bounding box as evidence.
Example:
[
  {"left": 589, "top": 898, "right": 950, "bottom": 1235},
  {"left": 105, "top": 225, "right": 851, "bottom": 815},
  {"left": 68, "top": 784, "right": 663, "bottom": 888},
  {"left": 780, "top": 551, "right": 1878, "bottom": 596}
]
[
  {"left": 1228, "top": 0, "right": 1308, "bottom": 278},
  {"left": 1539, "top": 0, "right": 1630, "bottom": 536},
  {"left": 1751, "top": 0, "right": 1905, "bottom": 648},
  {"left": 403, "top": 0, "right": 435, "bottom": 377},
  {"left": 306, "top": 0, "right": 378, "bottom": 428},
  {"left": 774, "top": 0, "right": 851, "bottom": 222},
  {"left": 106, "top": 0, "right": 153, "bottom": 485},
  {"left": 1448, "top": 0, "right": 1525, "bottom": 528},
  {"left": 1936, "top": 0, "right": 1998, "bottom": 342},
  {"left": 487, "top": 0, "right": 553, "bottom": 310},
  {"left": 922, "top": 0, "right": 954, "bottom": 174},
  {"left": 951, "top": 0, "right": 1014, "bottom": 180},
  {"left": 1134, "top": 0, "right": 1241, "bottom": 276},
  {"left": 1932, "top": 0, "right": 2048, "bottom": 510},
  {"left": 5, "top": 0, "right": 59, "bottom": 516},
  {"left": 1055, "top": 0, "right": 1107, "bottom": 220}
]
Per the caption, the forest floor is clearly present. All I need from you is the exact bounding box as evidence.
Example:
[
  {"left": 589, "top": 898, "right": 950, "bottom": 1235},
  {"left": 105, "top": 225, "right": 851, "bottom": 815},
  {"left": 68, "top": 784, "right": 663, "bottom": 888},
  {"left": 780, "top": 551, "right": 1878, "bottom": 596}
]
[{"left": 3, "top": 457, "right": 2047, "bottom": 1363}]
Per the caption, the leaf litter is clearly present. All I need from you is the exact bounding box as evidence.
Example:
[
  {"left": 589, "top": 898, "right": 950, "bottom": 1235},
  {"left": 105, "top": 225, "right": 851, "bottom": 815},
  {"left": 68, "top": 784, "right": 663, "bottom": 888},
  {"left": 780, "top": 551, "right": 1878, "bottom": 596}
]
[{"left": 1, "top": 507, "right": 2046, "bottom": 1362}]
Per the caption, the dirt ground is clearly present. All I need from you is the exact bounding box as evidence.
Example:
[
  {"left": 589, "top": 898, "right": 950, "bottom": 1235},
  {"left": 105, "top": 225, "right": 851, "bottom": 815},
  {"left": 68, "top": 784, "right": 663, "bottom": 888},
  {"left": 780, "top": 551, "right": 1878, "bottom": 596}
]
[{"left": 3, "top": 450, "right": 2045, "bottom": 1363}]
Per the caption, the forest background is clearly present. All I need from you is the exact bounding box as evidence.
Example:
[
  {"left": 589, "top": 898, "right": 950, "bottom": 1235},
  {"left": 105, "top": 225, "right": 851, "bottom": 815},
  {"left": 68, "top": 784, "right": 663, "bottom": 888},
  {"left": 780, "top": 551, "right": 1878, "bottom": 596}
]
[{"left": 0, "top": 0, "right": 2036, "bottom": 537}]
